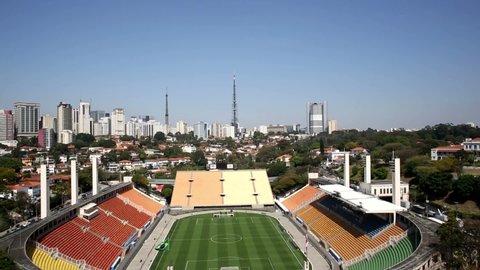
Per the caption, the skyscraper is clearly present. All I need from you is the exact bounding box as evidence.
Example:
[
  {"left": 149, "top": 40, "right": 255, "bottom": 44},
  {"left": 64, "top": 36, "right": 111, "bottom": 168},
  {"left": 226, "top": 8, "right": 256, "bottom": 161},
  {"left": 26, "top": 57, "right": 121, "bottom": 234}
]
[
  {"left": 57, "top": 102, "right": 73, "bottom": 143},
  {"left": 0, "top": 110, "right": 14, "bottom": 141},
  {"left": 307, "top": 102, "right": 327, "bottom": 135},
  {"left": 41, "top": 114, "right": 56, "bottom": 131},
  {"left": 72, "top": 108, "right": 79, "bottom": 134},
  {"left": 14, "top": 102, "right": 40, "bottom": 138},
  {"left": 78, "top": 101, "right": 92, "bottom": 134},
  {"left": 111, "top": 108, "right": 125, "bottom": 136},
  {"left": 193, "top": 121, "right": 208, "bottom": 140}
]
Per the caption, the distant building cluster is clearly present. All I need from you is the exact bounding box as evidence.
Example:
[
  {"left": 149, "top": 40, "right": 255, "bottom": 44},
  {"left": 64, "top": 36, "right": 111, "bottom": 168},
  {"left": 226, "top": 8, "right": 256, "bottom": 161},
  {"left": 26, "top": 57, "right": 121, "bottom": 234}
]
[
  {"left": 0, "top": 79, "right": 341, "bottom": 150},
  {"left": 430, "top": 137, "right": 480, "bottom": 161}
]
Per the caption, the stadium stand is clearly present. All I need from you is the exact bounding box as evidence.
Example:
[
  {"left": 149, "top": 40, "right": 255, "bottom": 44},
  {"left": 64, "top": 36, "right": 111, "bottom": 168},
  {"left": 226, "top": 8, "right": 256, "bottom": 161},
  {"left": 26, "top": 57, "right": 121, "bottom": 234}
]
[
  {"left": 98, "top": 197, "right": 151, "bottom": 229},
  {"left": 281, "top": 185, "right": 323, "bottom": 213},
  {"left": 347, "top": 233, "right": 419, "bottom": 270},
  {"left": 27, "top": 186, "right": 163, "bottom": 270},
  {"left": 38, "top": 221, "right": 122, "bottom": 270},
  {"left": 119, "top": 188, "right": 164, "bottom": 215},
  {"left": 318, "top": 196, "right": 390, "bottom": 237},
  {"left": 296, "top": 197, "right": 406, "bottom": 263},
  {"left": 27, "top": 245, "right": 79, "bottom": 270},
  {"left": 171, "top": 170, "right": 274, "bottom": 209},
  {"left": 71, "top": 210, "right": 137, "bottom": 246}
]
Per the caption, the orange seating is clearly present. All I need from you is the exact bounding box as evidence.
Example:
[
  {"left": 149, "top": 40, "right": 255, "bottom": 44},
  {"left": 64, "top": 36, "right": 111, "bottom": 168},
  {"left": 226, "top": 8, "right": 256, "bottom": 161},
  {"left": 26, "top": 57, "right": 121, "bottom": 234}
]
[
  {"left": 282, "top": 185, "right": 322, "bottom": 212},
  {"left": 296, "top": 200, "right": 406, "bottom": 262},
  {"left": 121, "top": 188, "right": 163, "bottom": 215}
]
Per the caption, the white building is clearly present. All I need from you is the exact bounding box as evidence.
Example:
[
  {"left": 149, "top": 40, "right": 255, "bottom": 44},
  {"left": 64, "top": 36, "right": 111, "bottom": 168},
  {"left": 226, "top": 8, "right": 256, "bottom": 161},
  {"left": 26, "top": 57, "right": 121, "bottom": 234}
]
[
  {"left": 210, "top": 123, "right": 223, "bottom": 138},
  {"left": 307, "top": 101, "right": 327, "bottom": 135},
  {"left": 222, "top": 125, "right": 235, "bottom": 138},
  {"left": 41, "top": 114, "right": 56, "bottom": 131},
  {"left": 328, "top": 119, "right": 337, "bottom": 134},
  {"left": 78, "top": 101, "right": 92, "bottom": 134},
  {"left": 93, "top": 117, "right": 109, "bottom": 136},
  {"left": 57, "top": 102, "right": 73, "bottom": 143},
  {"left": 72, "top": 108, "right": 79, "bottom": 134},
  {"left": 176, "top": 121, "right": 188, "bottom": 134},
  {"left": 111, "top": 108, "right": 125, "bottom": 136},
  {"left": 14, "top": 102, "right": 40, "bottom": 138},
  {"left": 193, "top": 121, "right": 208, "bottom": 139},
  {"left": 59, "top": 130, "right": 73, "bottom": 144}
]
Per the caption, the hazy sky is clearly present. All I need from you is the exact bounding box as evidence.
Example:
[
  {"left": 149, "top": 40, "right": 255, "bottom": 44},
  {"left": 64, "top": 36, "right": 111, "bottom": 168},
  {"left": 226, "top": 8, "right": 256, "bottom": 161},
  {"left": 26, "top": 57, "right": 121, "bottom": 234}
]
[{"left": 1, "top": 1, "right": 479, "bottom": 130}]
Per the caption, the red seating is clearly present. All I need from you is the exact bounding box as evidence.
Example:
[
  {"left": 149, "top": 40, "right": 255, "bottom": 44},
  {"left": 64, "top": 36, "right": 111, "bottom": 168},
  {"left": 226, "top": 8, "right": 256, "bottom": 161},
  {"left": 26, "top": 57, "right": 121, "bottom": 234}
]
[
  {"left": 73, "top": 211, "right": 137, "bottom": 246},
  {"left": 39, "top": 221, "right": 122, "bottom": 270},
  {"left": 98, "top": 197, "right": 151, "bottom": 229}
]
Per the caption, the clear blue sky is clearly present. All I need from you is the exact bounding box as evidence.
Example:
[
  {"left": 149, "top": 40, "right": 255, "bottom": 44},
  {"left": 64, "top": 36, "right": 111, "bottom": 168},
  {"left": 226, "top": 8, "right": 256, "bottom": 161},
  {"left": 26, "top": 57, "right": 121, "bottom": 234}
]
[{"left": 1, "top": 1, "right": 479, "bottom": 130}]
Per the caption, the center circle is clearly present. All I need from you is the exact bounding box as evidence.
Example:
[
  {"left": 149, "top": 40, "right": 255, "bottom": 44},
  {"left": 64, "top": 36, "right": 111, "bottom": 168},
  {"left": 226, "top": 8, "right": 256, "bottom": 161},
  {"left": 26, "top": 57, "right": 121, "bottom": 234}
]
[{"left": 210, "top": 234, "right": 242, "bottom": 244}]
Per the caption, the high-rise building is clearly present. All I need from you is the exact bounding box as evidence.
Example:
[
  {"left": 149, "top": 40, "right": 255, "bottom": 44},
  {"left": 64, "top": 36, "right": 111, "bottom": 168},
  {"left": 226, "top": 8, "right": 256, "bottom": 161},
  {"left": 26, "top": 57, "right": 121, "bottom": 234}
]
[
  {"left": 307, "top": 102, "right": 327, "bottom": 135},
  {"left": 328, "top": 120, "right": 338, "bottom": 134},
  {"left": 0, "top": 110, "right": 15, "bottom": 141},
  {"left": 57, "top": 102, "right": 73, "bottom": 143},
  {"left": 91, "top": 110, "right": 106, "bottom": 123},
  {"left": 59, "top": 130, "right": 73, "bottom": 144},
  {"left": 176, "top": 121, "right": 187, "bottom": 134},
  {"left": 111, "top": 108, "right": 125, "bottom": 136},
  {"left": 72, "top": 108, "right": 79, "bottom": 134},
  {"left": 14, "top": 102, "right": 40, "bottom": 138},
  {"left": 93, "top": 116, "right": 110, "bottom": 136},
  {"left": 41, "top": 114, "right": 56, "bottom": 131},
  {"left": 78, "top": 101, "right": 92, "bottom": 134},
  {"left": 193, "top": 121, "right": 208, "bottom": 140},
  {"left": 38, "top": 128, "right": 56, "bottom": 150}
]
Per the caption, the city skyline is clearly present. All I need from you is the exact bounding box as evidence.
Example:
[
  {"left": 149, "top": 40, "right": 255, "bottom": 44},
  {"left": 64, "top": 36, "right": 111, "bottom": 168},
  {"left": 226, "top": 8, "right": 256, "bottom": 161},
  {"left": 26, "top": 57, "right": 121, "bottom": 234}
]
[{"left": 1, "top": 1, "right": 479, "bottom": 130}]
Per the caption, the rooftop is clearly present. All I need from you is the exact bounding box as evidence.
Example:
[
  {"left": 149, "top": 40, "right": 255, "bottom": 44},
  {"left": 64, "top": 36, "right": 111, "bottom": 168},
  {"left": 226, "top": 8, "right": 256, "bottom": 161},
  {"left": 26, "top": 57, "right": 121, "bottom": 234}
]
[{"left": 319, "top": 184, "right": 406, "bottom": 213}]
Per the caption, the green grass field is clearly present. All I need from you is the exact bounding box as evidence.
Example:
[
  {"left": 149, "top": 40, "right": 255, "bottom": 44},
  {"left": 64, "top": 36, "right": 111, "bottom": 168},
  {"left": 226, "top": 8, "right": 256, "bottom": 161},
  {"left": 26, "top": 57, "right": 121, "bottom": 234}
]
[{"left": 150, "top": 212, "right": 307, "bottom": 270}]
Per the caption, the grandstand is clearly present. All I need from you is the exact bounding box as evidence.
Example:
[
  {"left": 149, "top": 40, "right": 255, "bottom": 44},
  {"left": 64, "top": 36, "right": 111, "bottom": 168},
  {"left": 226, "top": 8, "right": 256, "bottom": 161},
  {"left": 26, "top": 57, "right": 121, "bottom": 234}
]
[
  {"left": 170, "top": 170, "right": 275, "bottom": 211},
  {"left": 276, "top": 184, "right": 323, "bottom": 213},
  {"left": 279, "top": 183, "right": 424, "bottom": 269},
  {"left": 25, "top": 185, "right": 164, "bottom": 270}
]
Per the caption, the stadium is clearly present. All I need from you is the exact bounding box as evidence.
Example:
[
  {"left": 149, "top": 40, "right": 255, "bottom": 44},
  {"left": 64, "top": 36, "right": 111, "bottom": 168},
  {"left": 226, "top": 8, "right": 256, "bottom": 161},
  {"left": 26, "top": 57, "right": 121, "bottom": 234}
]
[{"left": 0, "top": 160, "right": 442, "bottom": 270}]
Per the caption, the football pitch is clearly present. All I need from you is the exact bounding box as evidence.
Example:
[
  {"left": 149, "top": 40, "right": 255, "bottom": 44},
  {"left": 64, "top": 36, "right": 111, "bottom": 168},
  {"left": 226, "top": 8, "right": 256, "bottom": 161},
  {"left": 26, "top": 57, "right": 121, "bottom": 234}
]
[{"left": 150, "top": 212, "right": 307, "bottom": 270}]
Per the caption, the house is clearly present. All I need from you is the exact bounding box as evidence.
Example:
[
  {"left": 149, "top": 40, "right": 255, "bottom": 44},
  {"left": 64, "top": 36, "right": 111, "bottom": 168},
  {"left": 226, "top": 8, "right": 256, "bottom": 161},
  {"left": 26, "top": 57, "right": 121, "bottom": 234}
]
[
  {"left": 350, "top": 147, "right": 368, "bottom": 156},
  {"left": 431, "top": 145, "right": 464, "bottom": 161},
  {"left": 276, "top": 154, "right": 292, "bottom": 167}
]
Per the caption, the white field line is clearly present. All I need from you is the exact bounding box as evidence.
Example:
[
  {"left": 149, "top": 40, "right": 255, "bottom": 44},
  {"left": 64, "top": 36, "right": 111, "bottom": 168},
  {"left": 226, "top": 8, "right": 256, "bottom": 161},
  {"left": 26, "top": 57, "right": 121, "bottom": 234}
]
[
  {"left": 268, "top": 218, "right": 303, "bottom": 268},
  {"left": 268, "top": 257, "right": 275, "bottom": 270}
]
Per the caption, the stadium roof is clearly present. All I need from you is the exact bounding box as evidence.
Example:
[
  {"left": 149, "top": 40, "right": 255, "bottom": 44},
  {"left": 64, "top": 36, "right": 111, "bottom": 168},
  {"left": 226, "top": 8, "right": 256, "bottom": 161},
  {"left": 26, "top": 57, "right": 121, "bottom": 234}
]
[{"left": 319, "top": 184, "right": 406, "bottom": 214}]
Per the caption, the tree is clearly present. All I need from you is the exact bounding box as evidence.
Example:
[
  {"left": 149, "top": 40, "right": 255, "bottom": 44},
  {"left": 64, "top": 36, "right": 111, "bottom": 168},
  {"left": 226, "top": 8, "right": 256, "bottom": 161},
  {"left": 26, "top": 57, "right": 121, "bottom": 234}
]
[
  {"left": 132, "top": 173, "right": 150, "bottom": 193},
  {"left": 154, "top": 132, "right": 166, "bottom": 143},
  {"left": 0, "top": 249, "right": 19, "bottom": 270},
  {"left": 319, "top": 137, "right": 325, "bottom": 155},
  {"left": 0, "top": 157, "right": 22, "bottom": 171},
  {"left": 418, "top": 172, "right": 453, "bottom": 200},
  {"left": 0, "top": 168, "right": 17, "bottom": 183},
  {"left": 160, "top": 185, "right": 173, "bottom": 203},
  {"left": 191, "top": 150, "right": 207, "bottom": 167},
  {"left": 451, "top": 175, "right": 480, "bottom": 203},
  {"left": 436, "top": 211, "right": 465, "bottom": 269},
  {"left": 373, "top": 167, "right": 388, "bottom": 179},
  {"left": 118, "top": 151, "right": 131, "bottom": 161},
  {"left": 267, "top": 162, "right": 287, "bottom": 177},
  {"left": 163, "top": 146, "right": 183, "bottom": 158}
]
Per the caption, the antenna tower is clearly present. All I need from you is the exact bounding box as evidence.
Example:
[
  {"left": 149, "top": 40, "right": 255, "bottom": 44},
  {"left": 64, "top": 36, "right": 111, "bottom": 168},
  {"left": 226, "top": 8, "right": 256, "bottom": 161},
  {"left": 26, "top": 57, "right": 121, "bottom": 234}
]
[
  {"left": 165, "top": 88, "right": 169, "bottom": 133},
  {"left": 231, "top": 74, "right": 238, "bottom": 136}
]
